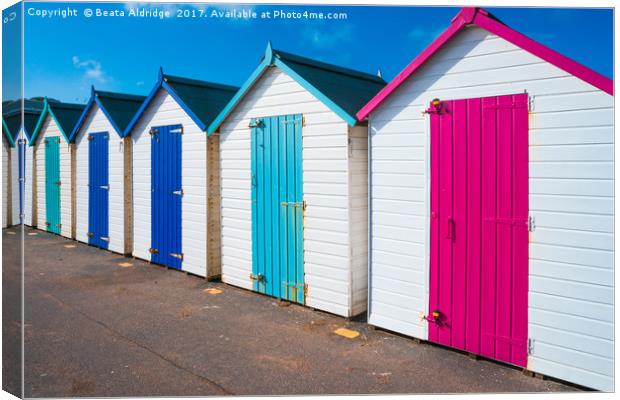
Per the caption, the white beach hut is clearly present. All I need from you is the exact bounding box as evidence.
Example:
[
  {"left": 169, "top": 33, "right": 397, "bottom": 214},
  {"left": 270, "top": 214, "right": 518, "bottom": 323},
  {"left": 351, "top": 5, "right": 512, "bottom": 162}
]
[{"left": 357, "top": 7, "right": 614, "bottom": 391}]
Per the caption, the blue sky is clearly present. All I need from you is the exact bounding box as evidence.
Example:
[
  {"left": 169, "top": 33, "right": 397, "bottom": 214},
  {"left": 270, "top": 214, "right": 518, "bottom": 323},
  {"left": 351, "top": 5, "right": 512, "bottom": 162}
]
[{"left": 18, "top": 3, "right": 614, "bottom": 103}]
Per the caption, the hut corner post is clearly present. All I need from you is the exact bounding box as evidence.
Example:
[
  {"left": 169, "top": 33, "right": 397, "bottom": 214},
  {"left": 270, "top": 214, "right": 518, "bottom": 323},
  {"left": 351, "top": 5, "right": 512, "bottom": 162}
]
[
  {"left": 123, "top": 136, "right": 133, "bottom": 256},
  {"left": 206, "top": 133, "right": 222, "bottom": 280},
  {"left": 70, "top": 143, "right": 77, "bottom": 239}
]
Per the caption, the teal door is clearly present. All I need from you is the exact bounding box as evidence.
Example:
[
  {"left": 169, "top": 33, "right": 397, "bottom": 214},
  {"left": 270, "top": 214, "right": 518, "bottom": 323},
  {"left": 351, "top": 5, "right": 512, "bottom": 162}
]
[
  {"left": 44, "top": 137, "right": 61, "bottom": 234},
  {"left": 251, "top": 114, "right": 304, "bottom": 303}
]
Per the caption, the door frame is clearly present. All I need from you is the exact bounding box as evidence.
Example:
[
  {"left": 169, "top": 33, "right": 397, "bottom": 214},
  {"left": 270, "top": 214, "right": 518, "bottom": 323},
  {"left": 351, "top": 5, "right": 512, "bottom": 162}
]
[{"left": 88, "top": 131, "right": 110, "bottom": 249}]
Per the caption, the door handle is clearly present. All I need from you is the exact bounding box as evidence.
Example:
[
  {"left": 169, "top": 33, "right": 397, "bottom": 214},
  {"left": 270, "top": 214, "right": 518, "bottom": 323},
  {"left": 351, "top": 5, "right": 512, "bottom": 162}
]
[{"left": 446, "top": 217, "right": 455, "bottom": 241}]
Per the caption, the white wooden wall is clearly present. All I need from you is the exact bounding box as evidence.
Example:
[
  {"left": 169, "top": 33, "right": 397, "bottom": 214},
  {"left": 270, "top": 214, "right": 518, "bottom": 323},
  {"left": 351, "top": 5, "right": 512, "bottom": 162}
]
[
  {"left": 75, "top": 104, "right": 127, "bottom": 254},
  {"left": 368, "top": 26, "right": 614, "bottom": 391},
  {"left": 24, "top": 137, "right": 33, "bottom": 227},
  {"left": 2, "top": 136, "right": 9, "bottom": 228},
  {"left": 219, "top": 67, "right": 367, "bottom": 317},
  {"left": 34, "top": 116, "right": 73, "bottom": 238},
  {"left": 131, "top": 89, "right": 209, "bottom": 277},
  {"left": 11, "top": 144, "right": 20, "bottom": 225}
]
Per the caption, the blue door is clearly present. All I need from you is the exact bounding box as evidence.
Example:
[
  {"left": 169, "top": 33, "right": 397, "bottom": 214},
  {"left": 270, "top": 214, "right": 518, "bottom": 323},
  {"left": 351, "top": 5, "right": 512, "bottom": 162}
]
[
  {"left": 88, "top": 132, "right": 109, "bottom": 249},
  {"left": 151, "top": 124, "right": 182, "bottom": 269},
  {"left": 18, "top": 138, "right": 24, "bottom": 224},
  {"left": 251, "top": 114, "right": 305, "bottom": 304}
]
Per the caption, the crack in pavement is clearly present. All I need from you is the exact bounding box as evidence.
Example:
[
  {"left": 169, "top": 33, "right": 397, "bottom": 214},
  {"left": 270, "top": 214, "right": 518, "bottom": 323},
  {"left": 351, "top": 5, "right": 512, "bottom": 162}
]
[{"left": 38, "top": 292, "right": 234, "bottom": 395}]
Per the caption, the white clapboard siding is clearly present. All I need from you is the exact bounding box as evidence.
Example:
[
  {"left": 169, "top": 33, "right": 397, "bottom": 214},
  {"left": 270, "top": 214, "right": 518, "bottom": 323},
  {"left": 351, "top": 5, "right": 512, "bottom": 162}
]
[
  {"left": 2, "top": 136, "right": 9, "bottom": 228},
  {"left": 34, "top": 116, "right": 73, "bottom": 238},
  {"left": 74, "top": 104, "right": 126, "bottom": 254},
  {"left": 131, "top": 88, "right": 208, "bottom": 277},
  {"left": 219, "top": 67, "right": 366, "bottom": 317},
  {"left": 369, "top": 26, "right": 613, "bottom": 391},
  {"left": 24, "top": 139, "right": 33, "bottom": 227},
  {"left": 11, "top": 144, "right": 20, "bottom": 225}
]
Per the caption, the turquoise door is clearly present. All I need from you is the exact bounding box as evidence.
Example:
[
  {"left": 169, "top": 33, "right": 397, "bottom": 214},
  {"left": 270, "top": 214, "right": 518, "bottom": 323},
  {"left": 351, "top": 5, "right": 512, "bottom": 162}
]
[
  {"left": 251, "top": 114, "right": 304, "bottom": 304},
  {"left": 44, "top": 137, "right": 61, "bottom": 234}
]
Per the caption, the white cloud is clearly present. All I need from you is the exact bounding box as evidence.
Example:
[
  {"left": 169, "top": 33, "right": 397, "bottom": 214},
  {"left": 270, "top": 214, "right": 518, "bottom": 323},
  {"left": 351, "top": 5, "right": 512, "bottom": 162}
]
[
  {"left": 304, "top": 24, "right": 353, "bottom": 49},
  {"left": 72, "top": 56, "right": 107, "bottom": 83}
]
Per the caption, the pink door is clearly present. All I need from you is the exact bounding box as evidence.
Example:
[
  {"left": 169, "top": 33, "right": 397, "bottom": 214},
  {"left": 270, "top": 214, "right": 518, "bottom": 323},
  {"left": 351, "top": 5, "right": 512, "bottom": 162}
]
[{"left": 428, "top": 93, "right": 528, "bottom": 367}]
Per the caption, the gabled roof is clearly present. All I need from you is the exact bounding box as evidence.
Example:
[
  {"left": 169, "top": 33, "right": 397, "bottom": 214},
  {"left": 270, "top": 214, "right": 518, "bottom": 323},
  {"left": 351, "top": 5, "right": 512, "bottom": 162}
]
[
  {"left": 2, "top": 99, "right": 44, "bottom": 142},
  {"left": 30, "top": 98, "right": 85, "bottom": 146},
  {"left": 69, "top": 87, "right": 146, "bottom": 141},
  {"left": 207, "top": 42, "right": 387, "bottom": 134},
  {"left": 124, "top": 68, "right": 239, "bottom": 136},
  {"left": 357, "top": 7, "right": 614, "bottom": 120}
]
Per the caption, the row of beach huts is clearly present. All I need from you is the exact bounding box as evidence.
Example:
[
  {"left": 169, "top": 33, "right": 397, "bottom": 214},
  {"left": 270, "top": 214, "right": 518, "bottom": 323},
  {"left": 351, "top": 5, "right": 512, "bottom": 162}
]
[{"left": 2, "top": 8, "right": 614, "bottom": 391}]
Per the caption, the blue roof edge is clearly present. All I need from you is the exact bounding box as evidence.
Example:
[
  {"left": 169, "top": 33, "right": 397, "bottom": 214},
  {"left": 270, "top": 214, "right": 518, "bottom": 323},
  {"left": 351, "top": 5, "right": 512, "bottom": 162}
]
[
  {"left": 2, "top": 117, "right": 16, "bottom": 147},
  {"left": 123, "top": 70, "right": 207, "bottom": 137},
  {"left": 69, "top": 90, "right": 125, "bottom": 142}
]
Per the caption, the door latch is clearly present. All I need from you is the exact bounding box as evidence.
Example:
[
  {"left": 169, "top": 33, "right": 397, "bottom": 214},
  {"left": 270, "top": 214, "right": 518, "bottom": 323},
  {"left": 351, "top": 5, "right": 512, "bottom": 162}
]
[
  {"left": 445, "top": 217, "right": 455, "bottom": 241},
  {"left": 528, "top": 216, "right": 536, "bottom": 232},
  {"left": 250, "top": 273, "right": 265, "bottom": 282}
]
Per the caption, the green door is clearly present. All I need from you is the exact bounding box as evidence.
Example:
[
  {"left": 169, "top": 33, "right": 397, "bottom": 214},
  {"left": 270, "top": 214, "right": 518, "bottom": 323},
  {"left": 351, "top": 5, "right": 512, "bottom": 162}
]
[
  {"left": 45, "top": 137, "right": 61, "bottom": 234},
  {"left": 251, "top": 114, "right": 305, "bottom": 303}
]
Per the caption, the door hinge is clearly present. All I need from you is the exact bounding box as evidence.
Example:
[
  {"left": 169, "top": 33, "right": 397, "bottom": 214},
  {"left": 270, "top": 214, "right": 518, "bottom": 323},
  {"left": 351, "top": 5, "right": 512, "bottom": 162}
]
[
  {"left": 249, "top": 273, "right": 265, "bottom": 282},
  {"left": 528, "top": 338, "right": 535, "bottom": 355},
  {"left": 101, "top": 237, "right": 110, "bottom": 242},
  {"left": 528, "top": 96, "right": 534, "bottom": 112},
  {"left": 55, "top": 223, "right": 62, "bottom": 228},
  {"left": 169, "top": 252, "right": 183, "bottom": 261},
  {"left": 528, "top": 216, "right": 536, "bottom": 232},
  {"left": 149, "top": 128, "right": 159, "bottom": 135},
  {"left": 304, "top": 283, "right": 308, "bottom": 298},
  {"left": 87, "top": 135, "right": 94, "bottom": 141},
  {"left": 172, "top": 189, "right": 183, "bottom": 197},
  {"left": 53, "top": 181, "right": 61, "bottom": 186},
  {"left": 45, "top": 222, "right": 50, "bottom": 226},
  {"left": 249, "top": 119, "right": 263, "bottom": 128},
  {"left": 170, "top": 127, "right": 183, "bottom": 135},
  {"left": 87, "top": 232, "right": 94, "bottom": 237},
  {"left": 149, "top": 247, "right": 159, "bottom": 254},
  {"left": 100, "top": 185, "right": 110, "bottom": 190}
]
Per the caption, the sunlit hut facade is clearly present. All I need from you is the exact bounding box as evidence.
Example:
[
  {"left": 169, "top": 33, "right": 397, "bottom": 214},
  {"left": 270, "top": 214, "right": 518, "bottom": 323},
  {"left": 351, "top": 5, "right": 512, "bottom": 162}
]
[
  {"left": 124, "top": 68, "right": 238, "bottom": 278},
  {"left": 30, "top": 99, "right": 84, "bottom": 238},
  {"left": 208, "top": 43, "right": 386, "bottom": 317},
  {"left": 3, "top": 100, "right": 44, "bottom": 227},
  {"left": 70, "top": 88, "right": 145, "bottom": 254},
  {"left": 358, "top": 7, "right": 614, "bottom": 391}
]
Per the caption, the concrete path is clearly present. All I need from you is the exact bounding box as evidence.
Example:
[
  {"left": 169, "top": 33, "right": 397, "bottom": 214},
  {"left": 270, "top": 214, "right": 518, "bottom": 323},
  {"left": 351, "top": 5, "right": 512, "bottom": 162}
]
[{"left": 4, "top": 227, "right": 579, "bottom": 396}]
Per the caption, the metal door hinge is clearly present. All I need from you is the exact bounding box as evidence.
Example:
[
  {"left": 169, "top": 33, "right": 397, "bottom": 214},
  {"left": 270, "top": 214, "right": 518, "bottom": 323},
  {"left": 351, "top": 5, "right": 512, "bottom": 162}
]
[
  {"left": 101, "top": 237, "right": 110, "bottom": 242},
  {"left": 170, "top": 127, "right": 183, "bottom": 135},
  {"left": 55, "top": 223, "right": 62, "bottom": 228},
  {"left": 528, "top": 96, "right": 534, "bottom": 112},
  {"left": 87, "top": 232, "right": 94, "bottom": 237},
  {"left": 53, "top": 181, "right": 61, "bottom": 186},
  {"left": 149, "top": 247, "right": 159, "bottom": 254},
  {"left": 303, "top": 283, "right": 308, "bottom": 297},
  {"left": 249, "top": 273, "right": 265, "bottom": 282},
  {"left": 172, "top": 189, "right": 183, "bottom": 197},
  {"left": 149, "top": 128, "right": 159, "bottom": 135},
  {"left": 528, "top": 338, "right": 535, "bottom": 355},
  {"left": 87, "top": 135, "right": 94, "bottom": 141},
  {"left": 45, "top": 222, "right": 50, "bottom": 226},
  {"left": 169, "top": 252, "right": 183, "bottom": 261},
  {"left": 528, "top": 216, "right": 536, "bottom": 232},
  {"left": 249, "top": 119, "right": 263, "bottom": 128},
  {"left": 100, "top": 185, "right": 110, "bottom": 190}
]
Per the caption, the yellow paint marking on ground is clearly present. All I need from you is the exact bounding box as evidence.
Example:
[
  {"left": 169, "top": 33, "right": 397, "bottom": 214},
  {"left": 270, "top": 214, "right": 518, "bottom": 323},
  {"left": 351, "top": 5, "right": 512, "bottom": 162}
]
[
  {"left": 334, "top": 328, "right": 360, "bottom": 339},
  {"left": 118, "top": 262, "right": 133, "bottom": 268},
  {"left": 203, "top": 288, "right": 222, "bottom": 295},
  {"left": 64, "top": 244, "right": 76, "bottom": 249}
]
